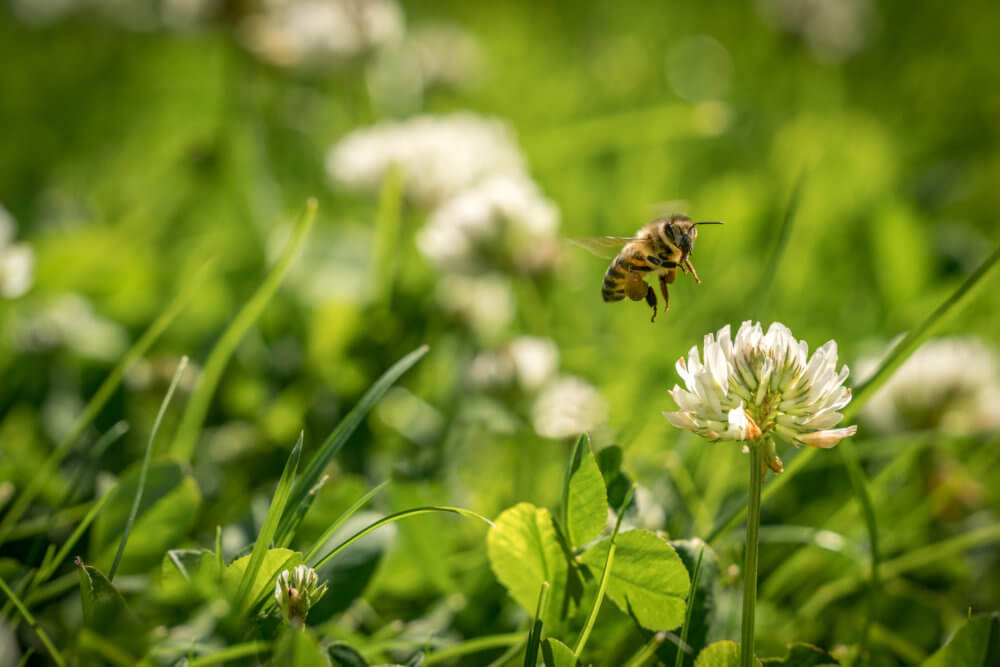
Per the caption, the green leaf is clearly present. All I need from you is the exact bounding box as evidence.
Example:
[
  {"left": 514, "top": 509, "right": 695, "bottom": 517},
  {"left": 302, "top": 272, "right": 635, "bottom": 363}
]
[
  {"left": 596, "top": 446, "right": 633, "bottom": 511},
  {"left": 328, "top": 642, "right": 369, "bottom": 667},
  {"left": 77, "top": 561, "right": 146, "bottom": 658},
  {"left": 562, "top": 434, "right": 609, "bottom": 549},
  {"left": 271, "top": 628, "right": 329, "bottom": 667},
  {"left": 90, "top": 461, "right": 201, "bottom": 576},
  {"left": 580, "top": 529, "right": 690, "bottom": 631},
  {"left": 234, "top": 434, "right": 303, "bottom": 613},
  {"left": 759, "top": 643, "right": 838, "bottom": 665},
  {"left": 695, "top": 641, "right": 760, "bottom": 667},
  {"left": 224, "top": 548, "right": 301, "bottom": 613},
  {"left": 924, "top": 613, "right": 1000, "bottom": 667},
  {"left": 487, "top": 503, "right": 568, "bottom": 629},
  {"left": 541, "top": 638, "right": 578, "bottom": 667},
  {"left": 657, "top": 539, "right": 720, "bottom": 667},
  {"left": 277, "top": 344, "right": 429, "bottom": 544}
]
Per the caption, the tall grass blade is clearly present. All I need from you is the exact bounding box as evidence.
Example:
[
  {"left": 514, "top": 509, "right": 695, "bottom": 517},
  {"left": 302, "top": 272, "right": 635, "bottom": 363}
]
[
  {"left": 277, "top": 344, "right": 429, "bottom": 542},
  {"left": 36, "top": 489, "right": 115, "bottom": 585},
  {"left": 170, "top": 199, "right": 317, "bottom": 461},
  {"left": 524, "top": 581, "right": 551, "bottom": 667},
  {"left": 373, "top": 164, "right": 404, "bottom": 306},
  {"left": 109, "top": 356, "right": 189, "bottom": 582},
  {"left": 755, "top": 170, "right": 806, "bottom": 318},
  {"left": 233, "top": 433, "right": 303, "bottom": 614},
  {"left": 574, "top": 485, "right": 635, "bottom": 659},
  {"left": 0, "top": 576, "right": 66, "bottom": 667},
  {"left": 303, "top": 480, "right": 389, "bottom": 563},
  {"left": 0, "top": 261, "right": 210, "bottom": 546},
  {"left": 707, "top": 242, "right": 1000, "bottom": 545},
  {"left": 313, "top": 505, "right": 493, "bottom": 570},
  {"left": 674, "top": 542, "right": 706, "bottom": 667}
]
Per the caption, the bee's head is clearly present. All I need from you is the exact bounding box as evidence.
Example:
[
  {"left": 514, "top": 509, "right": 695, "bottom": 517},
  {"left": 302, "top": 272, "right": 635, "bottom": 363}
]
[{"left": 662, "top": 215, "right": 722, "bottom": 257}]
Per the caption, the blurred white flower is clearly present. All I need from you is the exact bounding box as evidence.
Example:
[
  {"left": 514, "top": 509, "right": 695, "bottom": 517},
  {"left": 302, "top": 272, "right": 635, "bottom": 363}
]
[
  {"left": 664, "top": 321, "right": 857, "bottom": 473},
  {"left": 755, "top": 0, "right": 874, "bottom": 63},
  {"left": 436, "top": 273, "right": 515, "bottom": 337},
  {"left": 0, "top": 205, "right": 34, "bottom": 299},
  {"left": 532, "top": 375, "right": 608, "bottom": 439},
  {"left": 240, "top": 0, "right": 404, "bottom": 68},
  {"left": 417, "top": 173, "right": 560, "bottom": 274},
  {"left": 13, "top": 294, "right": 128, "bottom": 361},
  {"left": 326, "top": 113, "right": 525, "bottom": 206},
  {"left": 367, "top": 23, "right": 484, "bottom": 115},
  {"left": 275, "top": 564, "right": 328, "bottom": 627},
  {"left": 466, "top": 336, "right": 559, "bottom": 392},
  {"left": 858, "top": 337, "right": 1000, "bottom": 435}
]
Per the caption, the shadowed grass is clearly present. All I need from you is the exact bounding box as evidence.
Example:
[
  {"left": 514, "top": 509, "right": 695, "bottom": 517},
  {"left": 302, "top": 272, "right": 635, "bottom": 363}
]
[
  {"left": 0, "top": 576, "right": 65, "bottom": 666},
  {"left": 170, "top": 199, "right": 317, "bottom": 462},
  {"left": 0, "top": 262, "right": 211, "bottom": 546}
]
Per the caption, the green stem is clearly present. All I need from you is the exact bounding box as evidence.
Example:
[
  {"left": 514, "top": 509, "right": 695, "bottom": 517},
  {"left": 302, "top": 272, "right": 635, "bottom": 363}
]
[{"left": 741, "top": 444, "right": 764, "bottom": 667}]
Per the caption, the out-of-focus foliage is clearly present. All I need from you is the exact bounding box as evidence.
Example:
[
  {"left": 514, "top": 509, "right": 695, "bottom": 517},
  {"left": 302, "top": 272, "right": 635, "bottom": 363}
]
[{"left": 1, "top": 0, "right": 999, "bottom": 665}]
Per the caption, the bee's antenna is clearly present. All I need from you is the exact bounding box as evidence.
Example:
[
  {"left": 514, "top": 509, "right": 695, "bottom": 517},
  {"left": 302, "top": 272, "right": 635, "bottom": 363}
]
[{"left": 695, "top": 221, "right": 724, "bottom": 226}]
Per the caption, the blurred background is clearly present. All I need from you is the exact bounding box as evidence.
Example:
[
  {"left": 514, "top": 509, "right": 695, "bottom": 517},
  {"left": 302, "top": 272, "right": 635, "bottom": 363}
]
[{"left": 1, "top": 0, "right": 999, "bottom": 664}]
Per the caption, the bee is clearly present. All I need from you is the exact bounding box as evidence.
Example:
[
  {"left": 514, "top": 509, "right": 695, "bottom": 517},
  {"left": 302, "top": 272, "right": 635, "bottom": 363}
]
[{"left": 573, "top": 215, "right": 722, "bottom": 322}]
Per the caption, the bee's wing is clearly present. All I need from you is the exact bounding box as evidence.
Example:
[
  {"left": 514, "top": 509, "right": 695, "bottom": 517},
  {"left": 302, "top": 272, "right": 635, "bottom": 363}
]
[{"left": 569, "top": 236, "right": 639, "bottom": 259}]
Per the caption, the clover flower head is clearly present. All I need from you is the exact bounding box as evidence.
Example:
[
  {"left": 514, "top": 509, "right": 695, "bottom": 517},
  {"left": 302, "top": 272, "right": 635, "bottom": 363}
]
[
  {"left": 326, "top": 113, "right": 525, "bottom": 206},
  {"left": 663, "top": 321, "right": 857, "bottom": 472},
  {"left": 274, "top": 565, "right": 328, "bottom": 627}
]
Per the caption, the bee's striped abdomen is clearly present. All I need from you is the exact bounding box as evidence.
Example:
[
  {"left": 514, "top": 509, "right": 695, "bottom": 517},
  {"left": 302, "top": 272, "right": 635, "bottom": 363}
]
[{"left": 601, "top": 256, "right": 628, "bottom": 302}]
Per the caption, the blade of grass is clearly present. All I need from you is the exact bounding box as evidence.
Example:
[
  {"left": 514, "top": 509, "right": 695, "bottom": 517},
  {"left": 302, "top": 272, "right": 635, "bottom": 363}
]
[
  {"left": 313, "top": 506, "right": 493, "bottom": 570},
  {"left": 274, "top": 474, "right": 329, "bottom": 548},
  {"left": 170, "top": 199, "right": 317, "bottom": 461},
  {"left": 623, "top": 633, "right": 667, "bottom": 667},
  {"left": 109, "top": 356, "right": 189, "bottom": 582},
  {"left": 424, "top": 633, "right": 528, "bottom": 666},
  {"left": 303, "top": 480, "right": 389, "bottom": 563},
  {"left": 0, "top": 576, "right": 65, "bottom": 667},
  {"left": 524, "top": 581, "right": 552, "bottom": 667},
  {"left": 77, "top": 628, "right": 135, "bottom": 666},
  {"left": 574, "top": 485, "right": 635, "bottom": 659},
  {"left": 61, "top": 420, "right": 129, "bottom": 506},
  {"left": 36, "top": 488, "right": 115, "bottom": 585},
  {"left": 674, "top": 542, "right": 706, "bottom": 667},
  {"left": 707, "top": 242, "right": 1000, "bottom": 545},
  {"left": 0, "top": 261, "right": 210, "bottom": 546},
  {"left": 755, "top": 170, "right": 806, "bottom": 319},
  {"left": 373, "top": 164, "right": 404, "bottom": 306},
  {"left": 186, "top": 641, "right": 271, "bottom": 667},
  {"left": 277, "top": 344, "right": 430, "bottom": 542},
  {"left": 233, "top": 433, "right": 303, "bottom": 614}
]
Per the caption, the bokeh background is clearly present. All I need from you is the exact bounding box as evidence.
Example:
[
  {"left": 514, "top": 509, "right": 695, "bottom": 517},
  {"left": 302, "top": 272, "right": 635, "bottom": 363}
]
[{"left": 1, "top": 0, "right": 999, "bottom": 665}]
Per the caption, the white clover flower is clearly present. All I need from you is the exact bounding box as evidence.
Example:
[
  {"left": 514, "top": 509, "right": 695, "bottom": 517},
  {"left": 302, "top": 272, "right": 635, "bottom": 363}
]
[
  {"left": 326, "top": 113, "right": 525, "bottom": 206},
  {"left": 240, "top": 0, "right": 404, "bottom": 68},
  {"left": 663, "top": 321, "right": 857, "bottom": 473},
  {"left": 417, "top": 173, "right": 560, "bottom": 274},
  {"left": 274, "top": 564, "right": 328, "bottom": 627},
  {"left": 532, "top": 375, "right": 608, "bottom": 439},
  {"left": 466, "top": 336, "right": 559, "bottom": 392},
  {"left": 858, "top": 337, "right": 1000, "bottom": 435},
  {"left": 754, "top": 0, "right": 873, "bottom": 63},
  {"left": 0, "top": 205, "right": 34, "bottom": 299},
  {"left": 435, "top": 273, "right": 515, "bottom": 337},
  {"left": 13, "top": 294, "right": 127, "bottom": 361}
]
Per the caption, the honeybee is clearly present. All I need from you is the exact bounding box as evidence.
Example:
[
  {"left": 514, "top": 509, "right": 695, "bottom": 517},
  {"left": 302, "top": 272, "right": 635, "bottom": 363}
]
[{"left": 573, "top": 215, "right": 722, "bottom": 322}]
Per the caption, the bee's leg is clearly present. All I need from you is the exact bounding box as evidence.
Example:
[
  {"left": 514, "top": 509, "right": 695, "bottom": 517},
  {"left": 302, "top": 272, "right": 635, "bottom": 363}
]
[
  {"left": 658, "top": 274, "right": 670, "bottom": 312},
  {"left": 645, "top": 285, "right": 657, "bottom": 322},
  {"left": 684, "top": 258, "right": 701, "bottom": 284}
]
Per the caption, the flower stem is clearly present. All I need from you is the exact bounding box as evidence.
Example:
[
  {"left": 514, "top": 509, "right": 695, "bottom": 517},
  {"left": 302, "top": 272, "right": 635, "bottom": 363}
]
[{"left": 741, "top": 443, "right": 764, "bottom": 667}]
